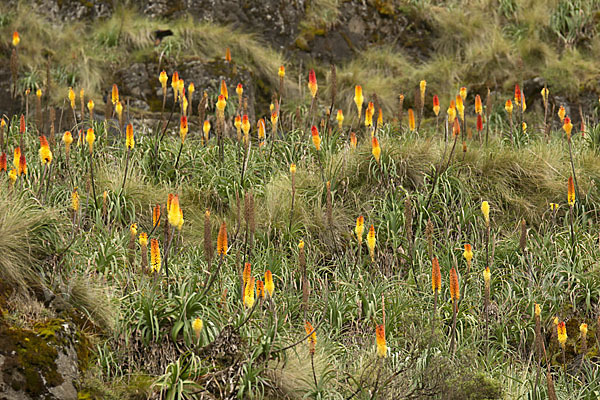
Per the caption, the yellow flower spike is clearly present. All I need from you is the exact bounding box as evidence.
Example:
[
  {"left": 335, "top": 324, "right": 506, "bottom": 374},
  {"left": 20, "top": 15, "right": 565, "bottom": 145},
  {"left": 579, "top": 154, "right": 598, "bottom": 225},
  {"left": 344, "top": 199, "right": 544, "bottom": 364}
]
[
  {"left": 483, "top": 266, "right": 491, "bottom": 287},
  {"left": 241, "top": 115, "right": 250, "bottom": 141},
  {"left": 38, "top": 136, "right": 52, "bottom": 165},
  {"left": 376, "top": 324, "right": 387, "bottom": 358},
  {"left": 367, "top": 224, "right": 376, "bottom": 261},
  {"left": 125, "top": 123, "right": 134, "bottom": 150},
  {"left": 305, "top": 321, "right": 317, "bottom": 354},
  {"left": 278, "top": 65, "right": 285, "bottom": 78},
  {"left": 68, "top": 87, "right": 76, "bottom": 110},
  {"left": 71, "top": 187, "right": 80, "bottom": 212},
  {"left": 377, "top": 108, "right": 383, "bottom": 127},
  {"left": 474, "top": 94, "right": 482, "bottom": 115},
  {"left": 311, "top": 126, "right": 321, "bottom": 151},
  {"left": 350, "top": 132, "right": 357, "bottom": 149},
  {"left": 365, "top": 102, "right": 374, "bottom": 127},
  {"left": 87, "top": 100, "right": 94, "bottom": 113},
  {"left": 558, "top": 106, "right": 566, "bottom": 122},
  {"left": 354, "top": 85, "right": 364, "bottom": 117},
  {"left": 168, "top": 194, "right": 182, "bottom": 227},
  {"left": 220, "top": 80, "right": 228, "bottom": 100},
  {"left": 568, "top": 176, "right": 575, "bottom": 207},
  {"left": 522, "top": 122, "right": 527, "bottom": 134},
  {"left": 86, "top": 128, "right": 95, "bottom": 153},
  {"left": 188, "top": 82, "right": 195, "bottom": 96},
  {"left": 139, "top": 232, "right": 148, "bottom": 247},
  {"left": 216, "top": 95, "right": 226, "bottom": 114},
  {"left": 420, "top": 80, "right": 427, "bottom": 105},
  {"left": 336, "top": 109, "right": 344, "bottom": 129},
  {"left": 271, "top": 111, "right": 278, "bottom": 130},
  {"left": 150, "top": 238, "right": 161, "bottom": 273},
  {"left": 557, "top": 321, "right": 567, "bottom": 348},
  {"left": 541, "top": 87, "right": 549, "bottom": 108},
  {"left": 12, "top": 31, "right": 20, "bottom": 47},
  {"left": 563, "top": 116, "right": 573, "bottom": 141},
  {"left": 13, "top": 147, "right": 20, "bottom": 170},
  {"left": 449, "top": 267, "right": 460, "bottom": 303},
  {"left": 460, "top": 86, "right": 467, "bottom": 102},
  {"left": 192, "top": 317, "right": 203, "bottom": 339},
  {"left": 257, "top": 280, "right": 265, "bottom": 299},
  {"left": 432, "top": 257, "right": 441, "bottom": 293},
  {"left": 481, "top": 201, "right": 490, "bottom": 226},
  {"left": 177, "top": 79, "right": 185, "bottom": 99},
  {"left": 355, "top": 216, "right": 365, "bottom": 245},
  {"left": 243, "top": 276, "right": 255, "bottom": 308},
  {"left": 234, "top": 115, "right": 241, "bottom": 138},
  {"left": 505, "top": 99, "right": 513, "bottom": 116},
  {"left": 8, "top": 168, "right": 17, "bottom": 186},
  {"left": 180, "top": 116, "right": 188, "bottom": 143},
  {"left": 447, "top": 100, "right": 456, "bottom": 124},
  {"left": 130, "top": 223, "right": 138, "bottom": 237},
  {"left": 455, "top": 95, "right": 464, "bottom": 121},
  {"left": 182, "top": 95, "right": 188, "bottom": 115},
  {"left": 463, "top": 244, "right": 473, "bottom": 268},
  {"left": 217, "top": 222, "right": 228, "bottom": 256},
  {"left": 177, "top": 208, "right": 183, "bottom": 231},
  {"left": 308, "top": 69, "right": 318, "bottom": 98},
  {"left": 111, "top": 84, "right": 119, "bottom": 105},
  {"left": 290, "top": 163, "right": 296, "bottom": 175},
  {"left": 550, "top": 203, "right": 559, "bottom": 212},
  {"left": 580, "top": 323, "right": 588, "bottom": 340},
  {"left": 534, "top": 303, "right": 541, "bottom": 318},
  {"left": 159, "top": 70, "right": 168, "bottom": 90},
  {"left": 371, "top": 136, "right": 380, "bottom": 163},
  {"left": 520, "top": 92, "right": 526, "bottom": 112},
  {"left": 265, "top": 270, "right": 274, "bottom": 298},
  {"left": 243, "top": 262, "right": 251, "bottom": 287},
  {"left": 115, "top": 101, "right": 123, "bottom": 121},
  {"left": 203, "top": 120, "right": 211, "bottom": 143},
  {"left": 258, "top": 118, "right": 266, "bottom": 142},
  {"left": 236, "top": 83, "right": 243, "bottom": 98},
  {"left": 36, "top": 89, "right": 42, "bottom": 99},
  {"left": 408, "top": 108, "right": 415, "bottom": 131}
]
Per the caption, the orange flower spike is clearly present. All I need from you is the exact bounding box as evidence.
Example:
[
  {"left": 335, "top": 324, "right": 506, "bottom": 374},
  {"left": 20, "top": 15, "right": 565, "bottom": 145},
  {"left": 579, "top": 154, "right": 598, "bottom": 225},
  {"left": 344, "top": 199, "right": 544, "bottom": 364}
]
[
  {"left": 476, "top": 114, "right": 483, "bottom": 133},
  {"left": 265, "top": 270, "right": 274, "bottom": 298},
  {"left": 241, "top": 114, "right": 250, "bottom": 143},
  {"left": 447, "top": 100, "right": 456, "bottom": 123},
  {"left": 12, "top": 31, "right": 20, "bottom": 47},
  {"left": 449, "top": 267, "right": 460, "bottom": 303},
  {"left": 18, "top": 153, "right": 27, "bottom": 176},
  {"left": 271, "top": 111, "right": 278, "bottom": 129},
  {"left": 68, "top": 87, "right": 76, "bottom": 110},
  {"left": 167, "top": 193, "right": 174, "bottom": 213},
  {"left": 432, "top": 95, "right": 440, "bottom": 116},
  {"left": 305, "top": 321, "right": 317, "bottom": 353},
  {"left": 13, "top": 147, "right": 20, "bottom": 170},
  {"left": 168, "top": 194, "right": 182, "bottom": 227},
  {"left": 521, "top": 92, "right": 526, "bottom": 112},
  {"left": 217, "top": 222, "right": 228, "bottom": 256},
  {"left": 111, "top": 84, "right": 119, "bottom": 105},
  {"left": 431, "top": 257, "right": 441, "bottom": 293},
  {"left": 180, "top": 115, "right": 188, "bottom": 143},
  {"left": 408, "top": 108, "right": 415, "bottom": 131},
  {"left": 452, "top": 118, "right": 460, "bottom": 137},
  {"left": 153, "top": 204, "right": 161, "bottom": 228},
  {"left": 463, "top": 244, "right": 473, "bottom": 267},
  {"left": 86, "top": 128, "right": 95, "bottom": 153},
  {"left": 258, "top": 118, "right": 266, "bottom": 141},
  {"left": 557, "top": 321, "right": 567, "bottom": 348},
  {"left": 350, "top": 132, "right": 357, "bottom": 149},
  {"left": 505, "top": 99, "right": 513, "bottom": 116},
  {"left": 514, "top": 84, "right": 521, "bottom": 105},
  {"left": 455, "top": 94, "right": 464, "bottom": 121},
  {"left": 371, "top": 136, "right": 381, "bottom": 163},
  {"left": 378, "top": 108, "right": 384, "bottom": 127},
  {"left": 234, "top": 115, "right": 241, "bottom": 131},
  {"left": 336, "top": 109, "right": 344, "bottom": 129},
  {"left": 203, "top": 120, "right": 211, "bottom": 142},
  {"left": 568, "top": 176, "right": 575, "bottom": 207},
  {"left": 125, "top": 123, "right": 134, "bottom": 150},
  {"left": 308, "top": 69, "right": 318, "bottom": 98},
  {"left": 150, "top": 238, "right": 161, "bottom": 273},
  {"left": 257, "top": 280, "right": 265, "bottom": 299},
  {"left": 311, "top": 125, "right": 321, "bottom": 151},
  {"left": 0, "top": 153, "right": 6, "bottom": 172},
  {"left": 558, "top": 106, "right": 566, "bottom": 122},
  {"left": 376, "top": 324, "right": 387, "bottom": 358},
  {"left": 225, "top": 47, "right": 232, "bottom": 62},
  {"left": 474, "top": 94, "right": 482, "bottom": 115},
  {"left": 367, "top": 224, "right": 376, "bottom": 261},
  {"left": 355, "top": 215, "right": 365, "bottom": 244},
  {"left": 20, "top": 114, "right": 25, "bottom": 134},
  {"left": 242, "top": 262, "right": 251, "bottom": 287},
  {"left": 563, "top": 116, "right": 573, "bottom": 141},
  {"left": 220, "top": 80, "right": 228, "bottom": 100},
  {"left": 39, "top": 136, "right": 53, "bottom": 165},
  {"left": 354, "top": 85, "right": 364, "bottom": 117}
]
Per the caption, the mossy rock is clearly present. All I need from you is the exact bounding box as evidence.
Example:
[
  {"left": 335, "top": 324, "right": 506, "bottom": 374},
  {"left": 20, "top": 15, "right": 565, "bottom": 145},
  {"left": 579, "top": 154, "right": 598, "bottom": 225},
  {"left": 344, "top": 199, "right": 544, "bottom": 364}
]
[{"left": 446, "top": 372, "right": 503, "bottom": 400}]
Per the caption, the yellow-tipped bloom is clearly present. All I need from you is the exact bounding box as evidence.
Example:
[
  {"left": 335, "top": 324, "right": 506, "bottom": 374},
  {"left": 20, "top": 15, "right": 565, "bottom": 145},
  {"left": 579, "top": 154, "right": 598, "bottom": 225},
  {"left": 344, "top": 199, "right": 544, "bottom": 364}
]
[
  {"left": 568, "top": 176, "right": 575, "bottom": 207},
  {"left": 376, "top": 324, "right": 387, "bottom": 358},
  {"left": 447, "top": 100, "right": 456, "bottom": 124},
  {"left": 130, "top": 223, "right": 138, "bottom": 237},
  {"left": 265, "top": 270, "right": 274, "bottom": 298},
  {"left": 541, "top": 88, "right": 549, "bottom": 108},
  {"left": 111, "top": 84, "right": 119, "bottom": 105},
  {"left": 377, "top": 108, "right": 383, "bottom": 127},
  {"left": 234, "top": 115, "right": 241, "bottom": 137},
  {"left": 13, "top": 147, "right": 20, "bottom": 171},
  {"left": 557, "top": 321, "right": 567, "bottom": 348},
  {"left": 367, "top": 224, "right": 376, "bottom": 261},
  {"left": 558, "top": 106, "right": 566, "bottom": 122},
  {"left": 159, "top": 70, "right": 168, "bottom": 90},
  {"left": 520, "top": 92, "right": 526, "bottom": 112},
  {"left": 433, "top": 95, "right": 440, "bottom": 116},
  {"left": 188, "top": 82, "right": 195, "bottom": 96},
  {"left": 217, "top": 222, "right": 228, "bottom": 256},
  {"left": 455, "top": 95, "right": 464, "bottom": 121},
  {"left": 311, "top": 126, "right": 321, "bottom": 151},
  {"left": 115, "top": 101, "right": 123, "bottom": 121},
  {"left": 336, "top": 109, "right": 344, "bottom": 129},
  {"left": 481, "top": 201, "right": 490, "bottom": 226},
  {"left": 85, "top": 128, "right": 95, "bottom": 154},
  {"left": 350, "top": 132, "right": 357, "bottom": 149},
  {"left": 371, "top": 136, "right": 381, "bottom": 163},
  {"left": 278, "top": 65, "right": 285, "bottom": 78},
  {"left": 290, "top": 163, "right": 296, "bottom": 175},
  {"left": 150, "top": 238, "right": 161, "bottom": 273},
  {"left": 432, "top": 257, "right": 441, "bottom": 293},
  {"left": 241, "top": 115, "right": 250, "bottom": 141},
  {"left": 236, "top": 83, "right": 243, "bottom": 99},
  {"left": 308, "top": 69, "right": 318, "bottom": 98},
  {"left": 243, "top": 276, "right": 255, "bottom": 308},
  {"left": 463, "top": 244, "right": 473, "bottom": 267},
  {"left": 474, "top": 94, "right": 482, "bottom": 115},
  {"left": 483, "top": 266, "right": 491, "bottom": 287},
  {"left": 355, "top": 216, "right": 365, "bottom": 244},
  {"left": 305, "top": 321, "right": 317, "bottom": 354},
  {"left": 216, "top": 95, "right": 226, "bottom": 114},
  {"left": 354, "top": 85, "right": 364, "bottom": 117},
  {"left": 563, "top": 116, "right": 573, "bottom": 141},
  {"left": 126, "top": 123, "right": 134, "bottom": 150},
  {"left": 420, "top": 80, "right": 426, "bottom": 105},
  {"left": 203, "top": 120, "right": 211, "bottom": 143},
  {"left": 8, "top": 168, "right": 17, "bottom": 186},
  {"left": 580, "top": 323, "right": 588, "bottom": 337},
  {"left": 12, "top": 31, "right": 20, "bottom": 47},
  {"left": 68, "top": 87, "right": 76, "bottom": 110},
  {"left": 87, "top": 100, "right": 94, "bottom": 113},
  {"left": 180, "top": 116, "right": 188, "bottom": 143},
  {"left": 153, "top": 204, "right": 161, "bottom": 228},
  {"left": 505, "top": 99, "right": 513, "bottom": 116},
  {"left": 257, "top": 280, "right": 265, "bottom": 299},
  {"left": 364, "top": 102, "right": 374, "bottom": 127},
  {"left": 522, "top": 122, "right": 527, "bottom": 134},
  {"left": 71, "top": 187, "right": 80, "bottom": 212},
  {"left": 36, "top": 89, "right": 42, "bottom": 99},
  {"left": 258, "top": 118, "right": 266, "bottom": 141},
  {"left": 550, "top": 202, "right": 559, "bottom": 211},
  {"left": 449, "top": 267, "right": 460, "bottom": 303},
  {"left": 139, "top": 232, "right": 148, "bottom": 247},
  {"left": 192, "top": 317, "right": 203, "bottom": 339},
  {"left": 168, "top": 194, "right": 182, "bottom": 227},
  {"left": 408, "top": 108, "right": 415, "bottom": 131},
  {"left": 460, "top": 86, "right": 467, "bottom": 102},
  {"left": 535, "top": 303, "right": 541, "bottom": 317},
  {"left": 39, "top": 136, "right": 52, "bottom": 165}
]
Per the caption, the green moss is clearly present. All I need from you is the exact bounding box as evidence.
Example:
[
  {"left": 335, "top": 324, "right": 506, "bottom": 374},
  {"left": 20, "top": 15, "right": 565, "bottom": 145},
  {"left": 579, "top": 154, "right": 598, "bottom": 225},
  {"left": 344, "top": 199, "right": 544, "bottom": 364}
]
[{"left": 447, "top": 372, "right": 503, "bottom": 400}]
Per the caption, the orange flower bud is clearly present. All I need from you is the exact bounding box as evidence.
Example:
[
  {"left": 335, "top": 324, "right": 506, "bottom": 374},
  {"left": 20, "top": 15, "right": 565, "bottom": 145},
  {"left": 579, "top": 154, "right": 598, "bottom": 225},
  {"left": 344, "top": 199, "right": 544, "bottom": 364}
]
[
  {"left": 463, "top": 244, "right": 473, "bottom": 266},
  {"left": 460, "top": 86, "right": 467, "bottom": 101},
  {"left": 336, "top": 109, "right": 344, "bottom": 129},
  {"left": 350, "top": 132, "right": 357, "bottom": 149},
  {"left": 305, "top": 321, "right": 317, "bottom": 354},
  {"left": 153, "top": 204, "right": 161, "bottom": 228},
  {"left": 18, "top": 153, "right": 27, "bottom": 176},
  {"left": 243, "top": 262, "right": 251, "bottom": 287},
  {"left": 432, "top": 95, "right": 440, "bottom": 116},
  {"left": 150, "top": 238, "right": 161, "bottom": 273},
  {"left": 220, "top": 80, "right": 228, "bottom": 100},
  {"left": 0, "top": 153, "right": 6, "bottom": 172},
  {"left": 39, "top": 135, "right": 52, "bottom": 165},
  {"left": 308, "top": 69, "right": 318, "bottom": 98},
  {"left": 367, "top": 224, "right": 376, "bottom": 261},
  {"left": 377, "top": 108, "right": 383, "bottom": 127},
  {"left": 449, "top": 267, "right": 460, "bottom": 303},
  {"left": 376, "top": 324, "right": 387, "bottom": 358},
  {"left": 12, "top": 31, "right": 20, "bottom": 47},
  {"left": 265, "top": 270, "right": 274, "bottom": 298},
  {"left": 236, "top": 83, "right": 243, "bottom": 99},
  {"left": 355, "top": 215, "right": 364, "bottom": 244},
  {"left": 514, "top": 84, "right": 521, "bottom": 105},
  {"left": 563, "top": 116, "right": 573, "bottom": 141},
  {"left": 568, "top": 176, "right": 575, "bottom": 206},
  {"left": 257, "top": 280, "right": 265, "bottom": 299},
  {"left": 311, "top": 125, "right": 321, "bottom": 151},
  {"left": 225, "top": 47, "right": 231, "bottom": 63},
  {"left": 408, "top": 108, "right": 415, "bottom": 131},
  {"left": 365, "top": 102, "right": 374, "bottom": 127},
  {"left": 216, "top": 95, "right": 226, "bottom": 113},
  {"left": 505, "top": 99, "right": 513, "bottom": 116},
  {"left": 432, "top": 257, "right": 441, "bottom": 293},
  {"left": 372, "top": 136, "right": 380, "bottom": 163},
  {"left": 111, "top": 84, "right": 119, "bottom": 105},
  {"left": 452, "top": 118, "right": 460, "bottom": 137},
  {"left": 87, "top": 100, "right": 94, "bottom": 113},
  {"left": 180, "top": 115, "right": 188, "bottom": 143},
  {"left": 278, "top": 65, "right": 285, "bottom": 78},
  {"left": 557, "top": 321, "right": 567, "bottom": 348},
  {"left": 20, "top": 114, "right": 25, "bottom": 134},
  {"left": 474, "top": 94, "right": 482, "bottom": 115},
  {"left": 125, "top": 123, "right": 134, "bottom": 150},
  {"left": 217, "top": 222, "right": 228, "bottom": 256},
  {"left": 476, "top": 114, "right": 483, "bottom": 132},
  {"left": 354, "top": 85, "right": 364, "bottom": 117}
]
